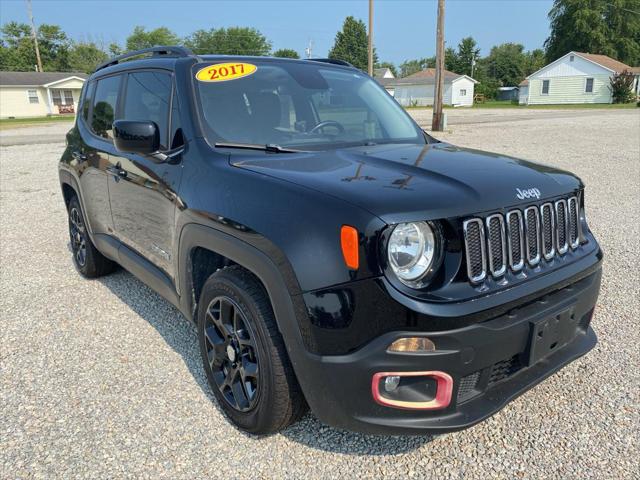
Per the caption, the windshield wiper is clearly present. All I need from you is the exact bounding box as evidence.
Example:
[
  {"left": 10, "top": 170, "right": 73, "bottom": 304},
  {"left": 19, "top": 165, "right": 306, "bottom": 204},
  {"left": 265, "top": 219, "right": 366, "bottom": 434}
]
[{"left": 214, "top": 142, "right": 304, "bottom": 153}]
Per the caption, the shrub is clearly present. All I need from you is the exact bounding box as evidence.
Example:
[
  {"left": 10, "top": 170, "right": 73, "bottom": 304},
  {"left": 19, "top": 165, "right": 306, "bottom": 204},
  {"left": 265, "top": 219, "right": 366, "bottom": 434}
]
[{"left": 609, "top": 70, "right": 635, "bottom": 104}]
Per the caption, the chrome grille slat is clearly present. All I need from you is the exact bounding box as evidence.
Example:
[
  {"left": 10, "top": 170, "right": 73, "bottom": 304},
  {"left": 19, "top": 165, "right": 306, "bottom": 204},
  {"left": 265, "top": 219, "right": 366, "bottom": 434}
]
[
  {"left": 463, "top": 195, "right": 583, "bottom": 283},
  {"left": 506, "top": 210, "right": 524, "bottom": 271},
  {"left": 555, "top": 199, "right": 569, "bottom": 254},
  {"left": 540, "top": 203, "right": 555, "bottom": 260},
  {"left": 463, "top": 219, "right": 486, "bottom": 283},
  {"left": 524, "top": 206, "right": 541, "bottom": 266},
  {"left": 486, "top": 214, "right": 507, "bottom": 277},
  {"left": 568, "top": 196, "right": 580, "bottom": 249}
]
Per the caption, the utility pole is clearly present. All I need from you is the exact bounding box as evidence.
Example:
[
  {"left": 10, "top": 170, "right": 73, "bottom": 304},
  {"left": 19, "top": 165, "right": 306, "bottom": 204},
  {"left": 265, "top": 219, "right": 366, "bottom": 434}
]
[
  {"left": 368, "top": 0, "right": 374, "bottom": 76},
  {"left": 432, "top": 0, "right": 445, "bottom": 132},
  {"left": 25, "top": 0, "right": 43, "bottom": 72}
]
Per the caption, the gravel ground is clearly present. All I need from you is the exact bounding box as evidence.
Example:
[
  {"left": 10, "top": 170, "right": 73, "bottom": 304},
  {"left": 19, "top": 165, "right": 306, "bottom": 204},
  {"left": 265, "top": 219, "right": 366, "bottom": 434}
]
[{"left": 1, "top": 110, "right": 639, "bottom": 478}]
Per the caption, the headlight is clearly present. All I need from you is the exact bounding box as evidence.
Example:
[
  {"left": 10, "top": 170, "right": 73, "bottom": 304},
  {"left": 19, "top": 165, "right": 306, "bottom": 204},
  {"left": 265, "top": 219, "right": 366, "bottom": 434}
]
[{"left": 387, "top": 221, "right": 437, "bottom": 287}]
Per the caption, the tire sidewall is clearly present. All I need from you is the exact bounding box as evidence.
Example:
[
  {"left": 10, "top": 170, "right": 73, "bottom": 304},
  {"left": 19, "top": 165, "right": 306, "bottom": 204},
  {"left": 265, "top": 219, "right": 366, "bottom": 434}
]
[
  {"left": 197, "top": 272, "right": 277, "bottom": 433},
  {"left": 68, "top": 197, "right": 92, "bottom": 276}
]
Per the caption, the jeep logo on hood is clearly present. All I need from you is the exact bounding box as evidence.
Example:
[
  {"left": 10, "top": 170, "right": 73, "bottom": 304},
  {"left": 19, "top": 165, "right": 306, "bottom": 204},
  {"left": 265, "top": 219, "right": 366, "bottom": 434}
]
[{"left": 516, "top": 187, "right": 541, "bottom": 200}]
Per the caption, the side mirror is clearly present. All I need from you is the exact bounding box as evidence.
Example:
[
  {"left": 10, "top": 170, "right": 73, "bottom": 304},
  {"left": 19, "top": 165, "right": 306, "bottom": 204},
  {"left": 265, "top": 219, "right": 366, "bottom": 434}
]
[{"left": 113, "top": 120, "right": 159, "bottom": 154}]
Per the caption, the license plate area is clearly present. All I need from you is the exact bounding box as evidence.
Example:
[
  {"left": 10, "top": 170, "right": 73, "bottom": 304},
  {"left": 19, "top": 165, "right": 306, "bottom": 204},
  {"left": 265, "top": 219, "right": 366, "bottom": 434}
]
[{"left": 526, "top": 307, "right": 580, "bottom": 367}]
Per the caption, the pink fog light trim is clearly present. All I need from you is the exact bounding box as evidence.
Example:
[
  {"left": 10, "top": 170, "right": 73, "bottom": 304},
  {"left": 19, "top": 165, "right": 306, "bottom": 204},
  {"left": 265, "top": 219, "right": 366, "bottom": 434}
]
[{"left": 371, "top": 371, "right": 453, "bottom": 410}]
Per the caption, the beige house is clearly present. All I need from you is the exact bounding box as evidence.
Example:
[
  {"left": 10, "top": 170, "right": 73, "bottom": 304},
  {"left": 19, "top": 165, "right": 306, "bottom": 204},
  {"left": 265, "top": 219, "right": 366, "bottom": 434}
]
[
  {"left": 0, "top": 71, "right": 88, "bottom": 118},
  {"left": 518, "top": 52, "right": 639, "bottom": 105}
]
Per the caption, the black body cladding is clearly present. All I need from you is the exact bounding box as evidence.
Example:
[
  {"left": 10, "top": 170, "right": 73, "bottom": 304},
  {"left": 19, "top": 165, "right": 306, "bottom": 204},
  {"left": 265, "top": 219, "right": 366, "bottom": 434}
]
[{"left": 59, "top": 50, "right": 601, "bottom": 434}]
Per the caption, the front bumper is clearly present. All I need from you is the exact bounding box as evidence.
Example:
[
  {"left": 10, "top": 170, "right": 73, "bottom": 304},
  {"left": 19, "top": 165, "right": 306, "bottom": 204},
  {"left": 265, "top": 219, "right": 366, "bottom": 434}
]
[{"left": 297, "top": 266, "right": 601, "bottom": 434}]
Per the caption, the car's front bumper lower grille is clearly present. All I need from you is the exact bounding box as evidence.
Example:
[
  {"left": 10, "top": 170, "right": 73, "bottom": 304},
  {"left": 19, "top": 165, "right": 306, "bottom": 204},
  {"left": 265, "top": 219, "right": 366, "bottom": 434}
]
[{"left": 463, "top": 195, "right": 582, "bottom": 283}]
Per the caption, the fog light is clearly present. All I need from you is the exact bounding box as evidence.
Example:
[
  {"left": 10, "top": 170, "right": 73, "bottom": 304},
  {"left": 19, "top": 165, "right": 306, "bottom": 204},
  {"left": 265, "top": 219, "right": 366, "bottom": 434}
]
[
  {"left": 388, "top": 337, "right": 435, "bottom": 353},
  {"left": 384, "top": 375, "right": 401, "bottom": 392}
]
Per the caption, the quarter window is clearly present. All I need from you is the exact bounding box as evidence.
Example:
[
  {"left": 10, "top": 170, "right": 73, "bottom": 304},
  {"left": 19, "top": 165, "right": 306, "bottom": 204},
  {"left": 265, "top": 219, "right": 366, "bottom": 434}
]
[
  {"left": 82, "top": 82, "right": 95, "bottom": 120},
  {"left": 27, "top": 89, "right": 38, "bottom": 104},
  {"left": 585, "top": 78, "right": 594, "bottom": 93},
  {"left": 123, "top": 71, "right": 172, "bottom": 150},
  {"left": 542, "top": 80, "right": 550, "bottom": 95},
  {"left": 91, "top": 75, "right": 121, "bottom": 140}
]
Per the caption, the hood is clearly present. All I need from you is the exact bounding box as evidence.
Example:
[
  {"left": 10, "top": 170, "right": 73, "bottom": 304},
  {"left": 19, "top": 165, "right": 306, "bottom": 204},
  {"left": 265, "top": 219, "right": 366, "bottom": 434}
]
[{"left": 231, "top": 142, "right": 582, "bottom": 223}]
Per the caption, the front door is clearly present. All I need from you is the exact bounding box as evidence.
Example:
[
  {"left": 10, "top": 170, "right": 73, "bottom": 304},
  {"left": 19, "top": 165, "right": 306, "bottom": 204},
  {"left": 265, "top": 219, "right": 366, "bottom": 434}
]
[{"left": 107, "top": 70, "right": 184, "bottom": 279}]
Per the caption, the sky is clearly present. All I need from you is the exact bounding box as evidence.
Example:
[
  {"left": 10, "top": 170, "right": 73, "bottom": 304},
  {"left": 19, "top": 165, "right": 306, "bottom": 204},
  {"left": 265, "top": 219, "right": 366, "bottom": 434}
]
[{"left": 0, "top": 0, "right": 554, "bottom": 64}]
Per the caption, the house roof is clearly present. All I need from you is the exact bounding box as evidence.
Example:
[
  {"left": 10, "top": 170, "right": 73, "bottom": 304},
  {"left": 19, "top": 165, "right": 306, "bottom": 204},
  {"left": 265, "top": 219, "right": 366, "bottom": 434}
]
[
  {"left": 373, "top": 67, "right": 388, "bottom": 78},
  {"left": 630, "top": 66, "right": 640, "bottom": 74},
  {"left": 388, "top": 68, "right": 477, "bottom": 86},
  {"left": 519, "top": 79, "right": 529, "bottom": 87},
  {"left": 573, "top": 52, "right": 633, "bottom": 73},
  {"left": 0, "top": 71, "right": 88, "bottom": 87}
]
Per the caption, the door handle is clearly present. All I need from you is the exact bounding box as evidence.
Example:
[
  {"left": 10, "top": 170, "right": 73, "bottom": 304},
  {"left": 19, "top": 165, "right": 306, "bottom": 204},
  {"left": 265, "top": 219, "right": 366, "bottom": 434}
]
[
  {"left": 107, "top": 162, "right": 127, "bottom": 178},
  {"left": 71, "top": 150, "right": 87, "bottom": 161}
]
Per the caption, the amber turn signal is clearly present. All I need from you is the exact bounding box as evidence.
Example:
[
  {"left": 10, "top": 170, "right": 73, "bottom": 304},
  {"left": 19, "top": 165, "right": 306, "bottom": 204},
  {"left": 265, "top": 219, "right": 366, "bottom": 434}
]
[
  {"left": 340, "top": 225, "right": 359, "bottom": 270},
  {"left": 388, "top": 337, "right": 436, "bottom": 353}
]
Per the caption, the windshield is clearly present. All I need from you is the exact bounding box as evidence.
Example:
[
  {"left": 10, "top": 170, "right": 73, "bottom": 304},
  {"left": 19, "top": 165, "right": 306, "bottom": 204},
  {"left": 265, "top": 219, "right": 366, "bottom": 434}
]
[{"left": 193, "top": 60, "right": 425, "bottom": 150}]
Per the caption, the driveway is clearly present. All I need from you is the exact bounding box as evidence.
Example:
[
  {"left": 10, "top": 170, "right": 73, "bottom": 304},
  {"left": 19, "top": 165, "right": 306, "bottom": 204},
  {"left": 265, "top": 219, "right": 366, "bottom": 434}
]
[{"left": 1, "top": 110, "right": 639, "bottom": 478}]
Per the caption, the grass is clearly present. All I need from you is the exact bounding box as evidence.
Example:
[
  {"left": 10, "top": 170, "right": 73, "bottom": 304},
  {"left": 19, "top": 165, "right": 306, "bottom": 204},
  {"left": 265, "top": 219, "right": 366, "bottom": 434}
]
[
  {"left": 0, "top": 115, "right": 75, "bottom": 130},
  {"left": 471, "top": 100, "right": 637, "bottom": 109}
]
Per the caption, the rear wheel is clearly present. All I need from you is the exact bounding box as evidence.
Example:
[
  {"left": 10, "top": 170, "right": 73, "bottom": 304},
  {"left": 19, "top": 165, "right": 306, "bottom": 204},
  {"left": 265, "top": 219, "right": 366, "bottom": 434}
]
[
  {"left": 67, "top": 196, "right": 116, "bottom": 278},
  {"left": 198, "top": 266, "right": 307, "bottom": 434}
]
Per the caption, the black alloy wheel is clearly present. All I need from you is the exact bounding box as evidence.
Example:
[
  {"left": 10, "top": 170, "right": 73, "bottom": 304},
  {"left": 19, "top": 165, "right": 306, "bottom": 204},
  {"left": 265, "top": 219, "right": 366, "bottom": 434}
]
[
  {"left": 204, "top": 295, "right": 260, "bottom": 412},
  {"left": 69, "top": 205, "right": 87, "bottom": 267}
]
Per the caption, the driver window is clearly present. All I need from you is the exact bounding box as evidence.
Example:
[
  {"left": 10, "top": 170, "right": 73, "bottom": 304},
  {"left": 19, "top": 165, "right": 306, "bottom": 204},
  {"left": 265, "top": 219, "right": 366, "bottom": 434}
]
[{"left": 123, "top": 71, "right": 172, "bottom": 150}]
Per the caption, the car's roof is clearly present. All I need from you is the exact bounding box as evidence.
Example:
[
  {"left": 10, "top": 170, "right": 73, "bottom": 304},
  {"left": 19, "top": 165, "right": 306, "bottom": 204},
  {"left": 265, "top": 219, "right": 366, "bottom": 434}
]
[{"left": 91, "top": 53, "right": 354, "bottom": 80}]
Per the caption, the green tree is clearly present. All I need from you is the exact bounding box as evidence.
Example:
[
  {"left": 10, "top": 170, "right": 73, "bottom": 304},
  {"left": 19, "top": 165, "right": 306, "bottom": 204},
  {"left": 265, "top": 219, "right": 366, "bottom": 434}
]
[
  {"left": 328, "top": 16, "right": 377, "bottom": 71},
  {"left": 445, "top": 47, "right": 460, "bottom": 72},
  {"left": 524, "top": 48, "right": 546, "bottom": 76},
  {"left": 375, "top": 61, "right": 397, "bottom": 77},
  {"left": 545, "top": 0, "right": 640, "bottom": 66},
  {"left": 273, "top": 48, "right": 300, "bottom": 59},
  {"left": 486, "top": 42, "right": 526, "bottom": 86},
  {"left": 68, "top": 41, "right": 108, "bottom": 73},
  {"left": 609, "top": 70, "right": 636, "bottom": 103},
  {"left": 0, "top": 22, "right": 70, "bottom": 71},
  {"left": 456, "top": 37, "right": 480, "bottom": 77},
  {"left": 125, "top": 26, "right": 180, "bottom": 51},
  {"left": 185, "top": 27, "right": 271, "bottom": 55},
  {"left": 399, "top": 57, "right": 434, "bottom": 77}
]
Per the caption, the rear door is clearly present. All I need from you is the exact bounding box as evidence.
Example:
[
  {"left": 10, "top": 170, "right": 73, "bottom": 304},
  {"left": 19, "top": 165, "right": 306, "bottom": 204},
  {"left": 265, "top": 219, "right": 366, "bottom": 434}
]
[
  {"left": 107, "top": 69, "right": 184, "bottom": 279},
  {"left": 74, "top": 74, "right": 122, "bottom": 235}
]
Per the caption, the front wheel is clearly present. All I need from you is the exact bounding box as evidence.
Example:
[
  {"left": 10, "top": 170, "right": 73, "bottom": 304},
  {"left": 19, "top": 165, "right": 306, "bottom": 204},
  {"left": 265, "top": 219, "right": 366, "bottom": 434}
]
[{"left": 197, "top": 266, "right": 307, "bottom": 434}]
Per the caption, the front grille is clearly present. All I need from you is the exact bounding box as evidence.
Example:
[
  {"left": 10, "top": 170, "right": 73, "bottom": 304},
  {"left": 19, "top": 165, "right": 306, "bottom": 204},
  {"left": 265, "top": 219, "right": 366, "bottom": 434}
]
[
  {"left": 457, "top": 371, "right": 480, "bottom": 404},
  {"left": 463, "top": 194, "right": 582, "bottom": 283},
  {"left": 488, "top": 355, "right": 522, "bottom": 387}
]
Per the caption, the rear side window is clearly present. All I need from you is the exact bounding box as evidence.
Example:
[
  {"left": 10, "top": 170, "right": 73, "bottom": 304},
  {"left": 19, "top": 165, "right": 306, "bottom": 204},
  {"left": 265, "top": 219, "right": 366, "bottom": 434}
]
[
  {"left": 82, "top": 82, "right": 95, "bottom": 120},
  {"left": 123, "top": 71, "right": 172, "bottom": 150},
  {"left": 91, "top": 75, "right": 121, "bottom": 140}
]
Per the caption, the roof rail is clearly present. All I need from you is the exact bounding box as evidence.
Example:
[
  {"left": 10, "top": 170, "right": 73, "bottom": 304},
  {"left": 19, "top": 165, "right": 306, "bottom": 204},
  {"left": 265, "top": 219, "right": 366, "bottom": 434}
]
[
  {"left": 306, "top": 58, "right": 355, "bottom": 68},
  {"left": 94, "top": 46, "right": 196, "bottom": 73}
]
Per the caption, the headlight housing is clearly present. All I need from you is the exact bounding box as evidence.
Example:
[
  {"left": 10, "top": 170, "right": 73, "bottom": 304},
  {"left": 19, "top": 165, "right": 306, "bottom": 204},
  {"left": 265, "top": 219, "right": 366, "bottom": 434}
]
[{"left": 387, "top": 221, "right": 439, "bottom": 288}]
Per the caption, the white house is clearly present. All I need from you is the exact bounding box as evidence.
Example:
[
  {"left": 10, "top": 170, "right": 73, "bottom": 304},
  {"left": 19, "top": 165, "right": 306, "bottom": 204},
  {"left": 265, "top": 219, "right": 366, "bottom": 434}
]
[
  {"left": 0, "top": 71, "right": 88, "bottom": 118},
  {"left": 519, "top": 51, "right": 639, "bottom": 105},
  {"left": 383, "top": 68, "right": 478, "bottom": 107}
]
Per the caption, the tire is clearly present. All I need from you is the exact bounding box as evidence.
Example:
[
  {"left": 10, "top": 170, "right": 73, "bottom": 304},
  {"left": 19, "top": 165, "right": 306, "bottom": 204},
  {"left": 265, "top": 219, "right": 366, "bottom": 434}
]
[
  {"left": 67, "top": 196, "right": 116, "bottom": 278},
  {"left": 197, "top": 265, "right": 307, "bottom": 434}
]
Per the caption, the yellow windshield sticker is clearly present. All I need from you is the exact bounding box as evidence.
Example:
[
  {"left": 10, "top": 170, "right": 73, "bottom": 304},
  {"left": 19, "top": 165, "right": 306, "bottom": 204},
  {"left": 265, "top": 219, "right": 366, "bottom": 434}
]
[{"left": 195, "top": 63, "right": 257, "bottom": 82}]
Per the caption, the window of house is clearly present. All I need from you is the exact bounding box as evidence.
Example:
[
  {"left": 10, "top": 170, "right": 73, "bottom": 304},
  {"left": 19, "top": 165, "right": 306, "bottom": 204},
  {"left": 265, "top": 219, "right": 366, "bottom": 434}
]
[
  {"left": 460, "top": 89, "right": 467, "bottom": 96},
  {"left": 91, "top": 75, "right": 121, "bottom": 140},
  {"left": 123, "top": 71, "right": 172, "bottom": 150},
  {"left": 542, "top": 80, "right": 550, "bottom": 94},
  {"left": 570, "top": 55, "right": 575, "bottom": 62},
  {"left": 27, "top": 89, "right": 38, "bottom": 104},
  {"left": 52, "top": 89, "right": 75, "bottom": 106},
  {"left": 585, "top": 78, "right": 594, "bottom": 93}
]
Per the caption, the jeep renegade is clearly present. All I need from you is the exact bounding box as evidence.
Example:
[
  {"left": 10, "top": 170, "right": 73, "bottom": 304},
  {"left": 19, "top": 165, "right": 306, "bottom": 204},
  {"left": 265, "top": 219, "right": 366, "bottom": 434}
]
[{"left": 59, "top": 47, "right": 602, "bottom": 434}]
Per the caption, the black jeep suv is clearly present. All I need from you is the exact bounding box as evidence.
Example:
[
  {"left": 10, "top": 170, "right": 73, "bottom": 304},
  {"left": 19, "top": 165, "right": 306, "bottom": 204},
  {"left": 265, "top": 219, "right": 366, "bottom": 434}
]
[{"left": 59, "top": 47, "right": 602, "bottom": 435}]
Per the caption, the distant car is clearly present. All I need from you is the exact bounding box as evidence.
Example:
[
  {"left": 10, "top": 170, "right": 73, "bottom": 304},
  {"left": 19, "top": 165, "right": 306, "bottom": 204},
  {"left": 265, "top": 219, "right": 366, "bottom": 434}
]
[{"left": 59, "top": 46, "right": 602, "bottom": 435}]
